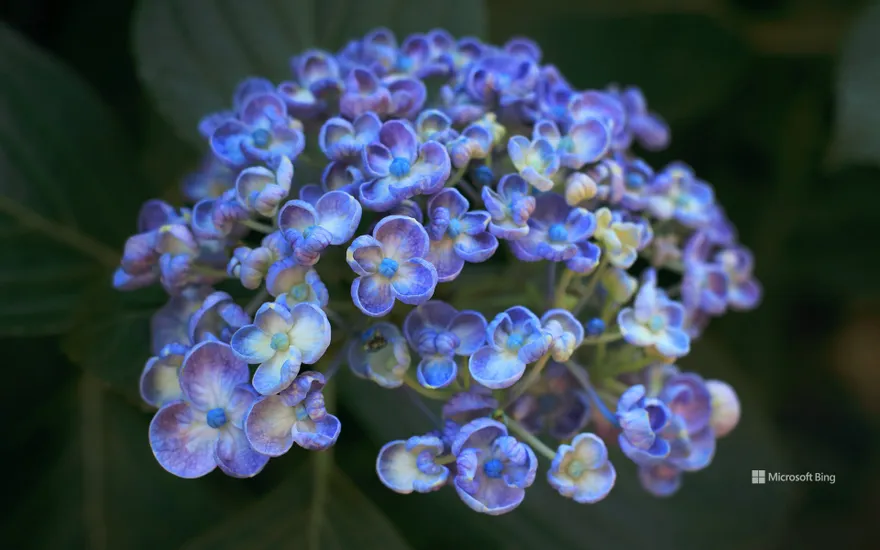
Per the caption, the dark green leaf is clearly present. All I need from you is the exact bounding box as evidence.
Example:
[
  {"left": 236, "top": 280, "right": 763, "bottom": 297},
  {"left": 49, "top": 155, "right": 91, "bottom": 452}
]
[
  {"left": 337, "top": 338, "right": 796, "bottom": 550},
  {"left": 830, "top": 2, "right": 880, "bottom": 167},
  {"left": 133, "top": 0, "right": 488, "bottom": 145},
  {"left": 0, "top": 23, "right": 145, "bottom": 335}
]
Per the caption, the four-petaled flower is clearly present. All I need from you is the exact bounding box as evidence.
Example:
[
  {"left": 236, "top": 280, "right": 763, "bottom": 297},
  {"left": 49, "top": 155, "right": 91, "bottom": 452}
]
[
  {"left": 510, "top": 192, "right": 597, "bottom": 263},
  {"left": 149, "top": 341, "right": 269, "bottom": 478},
  {"left": 234, "top": 155, "right": 294, "bottom": 217},
  {"left": 593, "top": 207, "right": 643, "bottom": 268},
  {"left": 244, "top": 371, "right": 341, "bottom": 454},
  {"left": 265, "top": 258, "right": 329, "bottom": 309},
  {"left": 507, "top": 135, "right": 560, "bottom": 192},
  {"left": 404, "top": 301, "right": 487, "bottom": 389},
  {"left": 481, "top": 174, "right": 536, "bottom": 240},
  {"left": 425, "top": 188, "right": 499, "bottom": 282},
  {"left": 618, "top": 269, "right": 690, "bottom": 358},
  {"left": 532, "top": 118, "right": 610, "bottom": 170},
  {"left": 376, "top": 434, "right": 450, "bottom": 494},
  {"left": 616, "top": 384, "right": 673, "bottom": 465},
  {"left": 211, "top": 93, "right": 304, "bottom": 168},
  {"left": 540, "top": 309, "right": 584, "bottom": 362},
  {"left": 348, "top": 322, "right": 412, "bottom": 388},
  {"left": 547, "top": 433, "right": 616, "bottom": 504},
  {"left": 716, "top": 246, "right": 762, "bottom": 311},
  {"left": 469, "top": 306, "right": 552, "bottom": 389},
  {"left": 230, "top": 302, "right": 331, "bottom": 395},
  {"left": 347, "top": 215, "right": 438, "bottom": 316},
  {"left": 278, "top": 190, "right": 363, "bottom": 265}
]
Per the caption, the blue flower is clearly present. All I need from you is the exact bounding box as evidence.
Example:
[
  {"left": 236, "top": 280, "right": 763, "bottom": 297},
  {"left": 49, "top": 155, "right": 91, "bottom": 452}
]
[
  {"left": 548, "top": 433, "right": 616, "bottom": 504},
  {"left": 210, "top": 92, "right": 305, "bottom": 168},
  {"left": 139, "top": 342, "right": 188, "bottom": 408},
  {"left": 376, "top": 434, "right": 449, "bottom": 493},
  {"left": 532, "top": 118, "right": 611, "bottom": 170},
  {"left": 466, "top": 54, "right": 539, "bottom": 109},
  {"left": 183, "top": 154, "right": 236, "bottom": 203},
  {"left": 447, "top": 122, "right": 493, "bottom": 169},
  {"left": 608, "top": 85, "right": 670, "bottom": 151},
  {"left": 565, "top": 240, "right": 603, "bottom": 274},
  {"left": 359, "top": 120, "right": 451, "bottom": 211},
  {"left": 468, "top": 306, "right": 552, "bottom": 389},
  {"left": 616, "top": 384, "right": 673, "bottom": 465},
  {"left": 638, "top": 463, "right": 682, "bottom": 498},
  {"left": 188, "top": 291, "right": 251, "bottom": 344},
  {"left": 318, "top": 113, "right": 382, "bottom": 162},
  {"left": 415, "top": 109, "right": 459, "bottom": 144},
  {"left": 244, "top": 371, "right": 341, "bottom": 454},
  {"left": 647, "top": 162, "right": 716, "bottom": 228},
  {"left": 277, "top": 49, "right": 342, "bottom": 119},
  {"left": 716, "top": 246, "right": 762, "bottom": 311},
  {"left": 227, "top": 231, "right": 291, "bottom": 290},
  {"left": 403, "top": 301, "right": 487, "bottom": 389},
  {"left": 346, "top": 215, "right": 438, "bottom": 316},
  {"left": 265, "top": 257, "right": 329, "bottom": 309},
  {"left": 510, "top": 361, "right": 590, "bottom": 440},
  {"left": 425, "top": 189, "right": 498, "bottom": 282},
  {"left": 230, "top": 302, "right": 331, "bottom": 395},
  {"left": 507, "top": 135, "right": 560, "bottom": 192},
  {"left": 149, "top": 341, "right": 268, "bottom": 478},
  {"left": 340, "top": 68, "right": 426, "bottom": 119},
  {"left": 348, "top": 323, "right": 412, "bottom": 388},
  {"left": 278, "top": 190, "right": 363, "bottom": 265},
  {"left": 509, "top": 192, "right": 596, "bottom": 263},
  {"left": 452, "top": 418, "right": 538, "bottom": 515},
  {"left": 617, "top": 269, "right": 690, "bottom": 358},
  {"left": 150, "top": 286, "right": 211, "bottom": 354},
  {"left": 567, "top": 90, "right": 627, "bottom": 146},
  {"left": 234, "top": 155, "right": 293, "bottom": 217},
  {"left": 540, "top": 309, "right": 584, "bottom": 362},
  {"left": 682, "top": 232, "right": 729, "bottom": 316},
  {"left": 396, "top": 32, "right": 454, "bottom": 79},
  {"left": 482, "top": 174, "right": 536, "bottom": 240}
]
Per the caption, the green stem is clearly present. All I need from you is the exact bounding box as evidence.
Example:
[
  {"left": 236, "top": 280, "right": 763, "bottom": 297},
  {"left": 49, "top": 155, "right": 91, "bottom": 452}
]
[
  {"left": 594, "top": 353, "right": 657, "bottom": 380},
  {"left": 506, "top": 353, "right": 552, "bottom": 406},
  {"left": 242, "top": 219, "right": 274, "bottom": 233},
  {"left": 460, "top": 358, "right": 471, "bottom": 390},
  {"left": 244, "top": 287, "right": 269, "bottom": 315},
  {"left": 580, "top": 332, "right": 623, "bottom": 346},
  {"left": 445, "top": 164, "right": 468, "bottom": 188},
  {"left": 571, "top": 253, "right": 609, "bottom": 317},
  {"left": 436, "top": 454, "right": 457, "bottom": 465},
  {"left": 0, "top": 194, "right": 119, "bottom": 268},
  {"left": 553, "top": 268, "right": 576, "bottom": 308},
  {"left": 457, "top": 178, "right": 482, "bottom": 204},
  {"left": 503, "top": 414, "right": 557, "bottom": 460},
  {"left": 308, "top": 384, "right": 333, "bottom": 550},
  {"left": 190, "top": 265, "right": 231, "bottom": 280},
  {"left": 563, "top": 362, "right": 620, "bottom": 428}
]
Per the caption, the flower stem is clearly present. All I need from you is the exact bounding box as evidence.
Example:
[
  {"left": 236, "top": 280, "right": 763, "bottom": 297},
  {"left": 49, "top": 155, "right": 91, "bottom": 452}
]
[
  {"left": 190, "top": 265, "right": 231, "bottom": 280},
  {"left": 242, "top": 219, "right": 274, "bottom": 233},
  {"left": 503, "top": 414, "right": 557, "bottom": 460},
  {"left": 435, "top": 454, "right": 457, "bottom": 465},
  {"left": 571, "top": 254, "right": 608, "bottom": 317},
  {"left": 594, "top": 353, "right": 657, "bottom": 380},
  {"left": 445, "top": 164, "right": 468, "bottom": 188},
  {"left": 244, "top": 287, "right": 269, "bottom": 315},
  {"left": 580, "top": 332, "right": 623, "bottom": 346},
  {"left": 553, "top": 267, "right": 576, "bottom": 308},
  {"left": 563, "top": 361, "right": 620, "bottom": 428},
  {"left": 506, "top": 353, "right": 551, "bottom": 407}
]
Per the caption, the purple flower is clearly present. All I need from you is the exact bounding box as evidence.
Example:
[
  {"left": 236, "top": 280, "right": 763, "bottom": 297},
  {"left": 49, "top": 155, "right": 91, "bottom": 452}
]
[
  {"left": 443, "top": 389, "right": 499, "bottom": 426},
  {"left": 415, "top": 109, "right": 459, "bottom": 144},
  {"left": 504, "top": 37, "right": 542, "bottom": 62},
  {"left": 210, "top": 93, "right": 305, "bottom": 167},
  {"left": 359, "top": 120, "right": 451, "bottom": 211},
  {"left": 617, "top": 269, "right": 690, "bottom": 358},
  {"left": 337, "top": 27, "right": 399, "bottom": 75},
  {"left": 548, "top": 433, "right": 616, "bottom": 504},
  {"left": 681, "top": 232, "right": 729, "bottom": 316},
  {"left": 376, "top": 434, "right": 449, "bottom": 494},
  {"left": 346, "top": 215, "right": 438, "bottom": 316},
  {"left": 509, "top": 361, "right": 590, "bottom": 440},
  {"left": 339, "top": 67, "right": 426, "bottom": 119},
  {"left": 466, "top": 54, "right": 539, "bottom": 108},
  {"left": 140, "top": 343, "right": 188, "bottom": 408},
  {"left": 716, "top": 246, "right": 762, "bottom": 310},
  {"left": 397, "top": 33, "right": 454, "bottom": 79},
  {"left": 150, "top": 286, "right": 212, "bottom": 353},
  {"left": 451, "top": 418, "right": 538, "bottom": 515},
  {"left": 706, "top": 379, "right": 741, "bottom": 438},
  {"left": 234, "top": 155, "right": 293, "bottom": 217},
  {"left": 616, "top": 156, "right": 655, "bottom": 211},
  {"left": 507, "top": 135, "right": 559, "bottom": 192},
  {"left": 532, "top": 118, "right": 611, "bottom": 170},
  {"left": 638, "top": 463, "right": 682, "bottom": 497},
  {"left": 439, "top": 84, "right": 486, "bottom": 125},
  {"left": 541, "top": 309, "right": 584, "bottom": 362},
  {"left": 469, "top": 306, "right": 552, "bottom": 389},
  {"left": 149, "top": 341, "right": 268, "bottom": 478},
  {"left": 425, "top": 189, "right": 498, "bottom": 282},
  {"left": 403, "top": 301, "right": 487, "bottom": 389},
  {"left": 647, "top": 163, "right": 716, "bottom": 228},
  {"left": 188, "top": 291, "right": 251, "bottom": 344},
  {"left": 348, "top": 322, "right": 412, "bottom": 388},
  {"left": 594, "top": 207, "right": 643, "bottom": 268},
  {"left": 183, "top": 154, "right": 236, "bottom": 203},
  {"left": 191, "top": 190, "right": 249, "bottom": 242},
  {"left": 611, "top": 85, "right": 670, "bottom": 151},
  {"left": 481, "top": 174, "right": 536, "bottom": 240},
  {"left": 447, "top": 122, "right": 492, "bottom": 169},
  {"left": 227, "top": 231, "right": 291, "bottom": 290},
  {"left": 565, "top": 240, "right": 603, "bottom": 274},
  {"left": 658, "top": 373, "right": 716, "bottom": 472},
  {"left": 318, "top": 113, "right": 382, "bottom": 162},
  {"left": 277, "top": 49, "right": 342, "bottom": 119},
  {"left": 230, "top": 302, "right": 331, "bottom": 395},
  {"left": 509, "top": 193, "right": 596, "bottom": 263},
  {"left": 616, "top": 384, "right": 673, "bottom": 465},
  {"left": 278, "top": 190, "right": 363, "bottom": 265},
  {"left": 567, "top": 91, "right": 627, "bottom": 146},
  {"left": 244, "top": 371, "right": 340, "bottom": 454},
  {"left": 265, "top": 258, "right": 329, "bottom": 309}
]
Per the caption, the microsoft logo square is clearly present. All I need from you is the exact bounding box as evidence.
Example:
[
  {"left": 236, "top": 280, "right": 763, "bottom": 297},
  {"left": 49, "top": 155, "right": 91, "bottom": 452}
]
[{"left": 751, "top": 470, "right": 766, "bottom": 484}]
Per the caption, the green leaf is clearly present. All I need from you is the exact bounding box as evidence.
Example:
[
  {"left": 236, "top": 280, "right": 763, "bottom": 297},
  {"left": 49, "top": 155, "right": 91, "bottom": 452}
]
[
  {"left": 490, "top": 9, "right": 750, "bottom": 123},
  {"left": 0, "top": 23, "right": 145, "bottom": 335},
  {"left": 830, "top": 2, "right": 880, "bottom": 167},
  {"left": 133, "top": 0, "right": 488, "bottom": 145},
  {"left": 337, "top": 338, "right": 797, "bottom": 550},
  {"left": 181, "top": 462, "right": 413, "bottom": 550}
]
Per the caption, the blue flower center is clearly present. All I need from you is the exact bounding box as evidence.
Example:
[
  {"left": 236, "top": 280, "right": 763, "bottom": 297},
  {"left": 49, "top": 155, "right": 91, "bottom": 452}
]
[
  {"left": 447, "top": 218, "right": 462, "bottom": 238},
  {"left": 378, "top": 257, "right": 399, "bottom": 278},
  {"left": 585, "top": 318, "right": 605, "bottom": 337},
  {"left": 291, "top": 283, "right": 309, "bottom": 301},
  {"left": 483, "top": 458, "right": 505, "bottom": 479},
  {"left": 295, "top": 405, "right": 309, "bottom": 422},
  {"left": 648, "top": 314, "right": 666, "bottom": 332},
  {"left": 270, "top": 332, "right": 290, "bottom": 351},
  {"left": 396, "top": 55, "right": 414, "bottom": 72},
  {"left": 506, "top": 332, "right": 525, "bottom": 351},
  {"left": 558, "top": 136, "right": 574, "bottom": 152},
  {"left": 566, "top": 459, "right": 586, "bottom": 479},
  {"left": 626, "top": 172, "right": 645, "bottom": 189},
  {"left": 303, "top": 225, "right": 318, "bottom": 239},
  {"left": 548, "top": 223, "right": 568, "bottom": 243},
  {"left": 389, "top": 157, "right": 412, "bottom": 178},
  {"left": 473, "top": 165, "right": 494, "bottom": 186},
  {"left": 252, "top": 128, "right": 272, "bottom": 148},
  {"left": 206, "top": 407, "right": 227, "bottom": 429}
]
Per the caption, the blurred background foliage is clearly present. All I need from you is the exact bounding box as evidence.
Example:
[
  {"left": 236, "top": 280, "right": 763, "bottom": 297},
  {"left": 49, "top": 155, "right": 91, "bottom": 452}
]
[{"left": 1, "top": 0, "right": 878, "bottom": 548}]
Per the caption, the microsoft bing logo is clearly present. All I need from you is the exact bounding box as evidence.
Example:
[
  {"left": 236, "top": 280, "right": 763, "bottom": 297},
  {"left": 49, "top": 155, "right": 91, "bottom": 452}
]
[{"left": 751, "top": 470, "right": 766, "bottom": 484}]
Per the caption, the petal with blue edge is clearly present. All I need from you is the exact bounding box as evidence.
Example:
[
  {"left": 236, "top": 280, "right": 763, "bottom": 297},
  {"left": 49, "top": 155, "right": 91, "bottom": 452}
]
[
  {"left": 215, "top": 425, "right": 269, "bottom": 478},
  {"left": 252, "top": 349, "right": 303, "bottom": 396},
  {"left": 244, "top": 395, "right": 297, "bottom": 456},
  {"left": 352, "top": 274, "right": 395, "bottom": 317},
  {"left": 449, "top": 311, "right": 488, "bottom": 355},
  {"left": 292, "top": 413, "right": 341, "bottom": 451},
  {"left": 230, "top": 325, "right": 275, "bottom": 363},
  {"left": 149, "top": 402, "right": 217, "bottom": 479},
  {"left": 392, "top": 258, "right": 438, "bottom": 304},
  {"left": 288, "top": 303, "right": 331, "bottom": 363},
  {"left": 417, "top": 356, "right": 458, "bottom": 389},
  {"left": 468, "top": 347, "right": 525, "bottom": 389},
  {"left": 315, "top": 190, "right": 363, "bottom": 244},
  {"left": 180, "top": 341, "right": 250, "bottom": 411},
  {"left": 374, "top": 215, "right": 430, "bottom": 260}
]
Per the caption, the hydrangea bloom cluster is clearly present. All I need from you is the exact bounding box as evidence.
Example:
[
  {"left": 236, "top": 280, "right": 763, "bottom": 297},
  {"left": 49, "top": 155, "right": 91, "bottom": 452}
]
[{"left": 116, "top": 28, "right": 758, "bottom": 512}]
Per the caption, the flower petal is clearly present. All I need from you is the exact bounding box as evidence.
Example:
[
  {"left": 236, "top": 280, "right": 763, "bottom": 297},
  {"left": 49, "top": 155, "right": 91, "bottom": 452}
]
[
  {"left": 379, "top": 119, "right": 419, "bottom": 161},
  {"left": 149, "top": 402, "right": 217, "bottom": 479},
  {"left": 454, "top": 232, "right": 498, "bottom": 263},
  {"left": 277, "top": 199, "right": 319, "bottom": 232},
  {"left": 315, "top": 190, "right": 363, "bottom": 244},
  {"left": 252, "top": 350, "right": 303, "bottom": 396},
  {"left": 214, "top": 425, "right": 269, "bottom": 478},
  {"left": 288, "top": 303, "right": 332, "bottom": 363},
  {"left": 573, "top": 461, "right": 616, "bottom": 504},
  {"left": 180, "top": 341, "right": 249, "bottom": 410},
  {"left": 417, "top": 355, "right": 458, "bottom": 389},
  {"left": 427, "top": 188, "right": 469, "bottom": 219},
  {"left": 468, "top": 347, "right": 525, "bottom": 389},
  {"left": 352, "top": 274, "right": 396, "bottom": 317},
  {"left": 617, "top": 308, "right": 655, "bottom": 347},
  {"left": 403, "top": 300, "right": 458, "bottom": 346},
  {"left": 254, "top": 302, "right": 294, "bottom": 334},
  {"left": 230, "top": 325, "right": 275, "bottom": 363},
  {"left": 426, "top": 237, "right": 465, "bottom": 282},
  {"left": 449, "top": 311, "right": 488, "bottom": 355},
  {"left": 292, "top": 414, "right": 341, "bottom": 450},
  {"left": 244, "top": 395, "right": 296, "bottom": 456},
  {"left": 392, "top": 257, "right": 438, "bottom": 304},
  {"left": 140, "top": 356, "right": 183, "bottom": 408},
  {"left": 374, "top": 215, "right": 430, "bottom": 260}
]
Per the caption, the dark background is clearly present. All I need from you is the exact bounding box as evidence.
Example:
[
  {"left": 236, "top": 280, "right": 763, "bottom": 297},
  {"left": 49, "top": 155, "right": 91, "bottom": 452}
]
[{"left": 1, "top": 0, "right": 877, "bottom": 548}]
